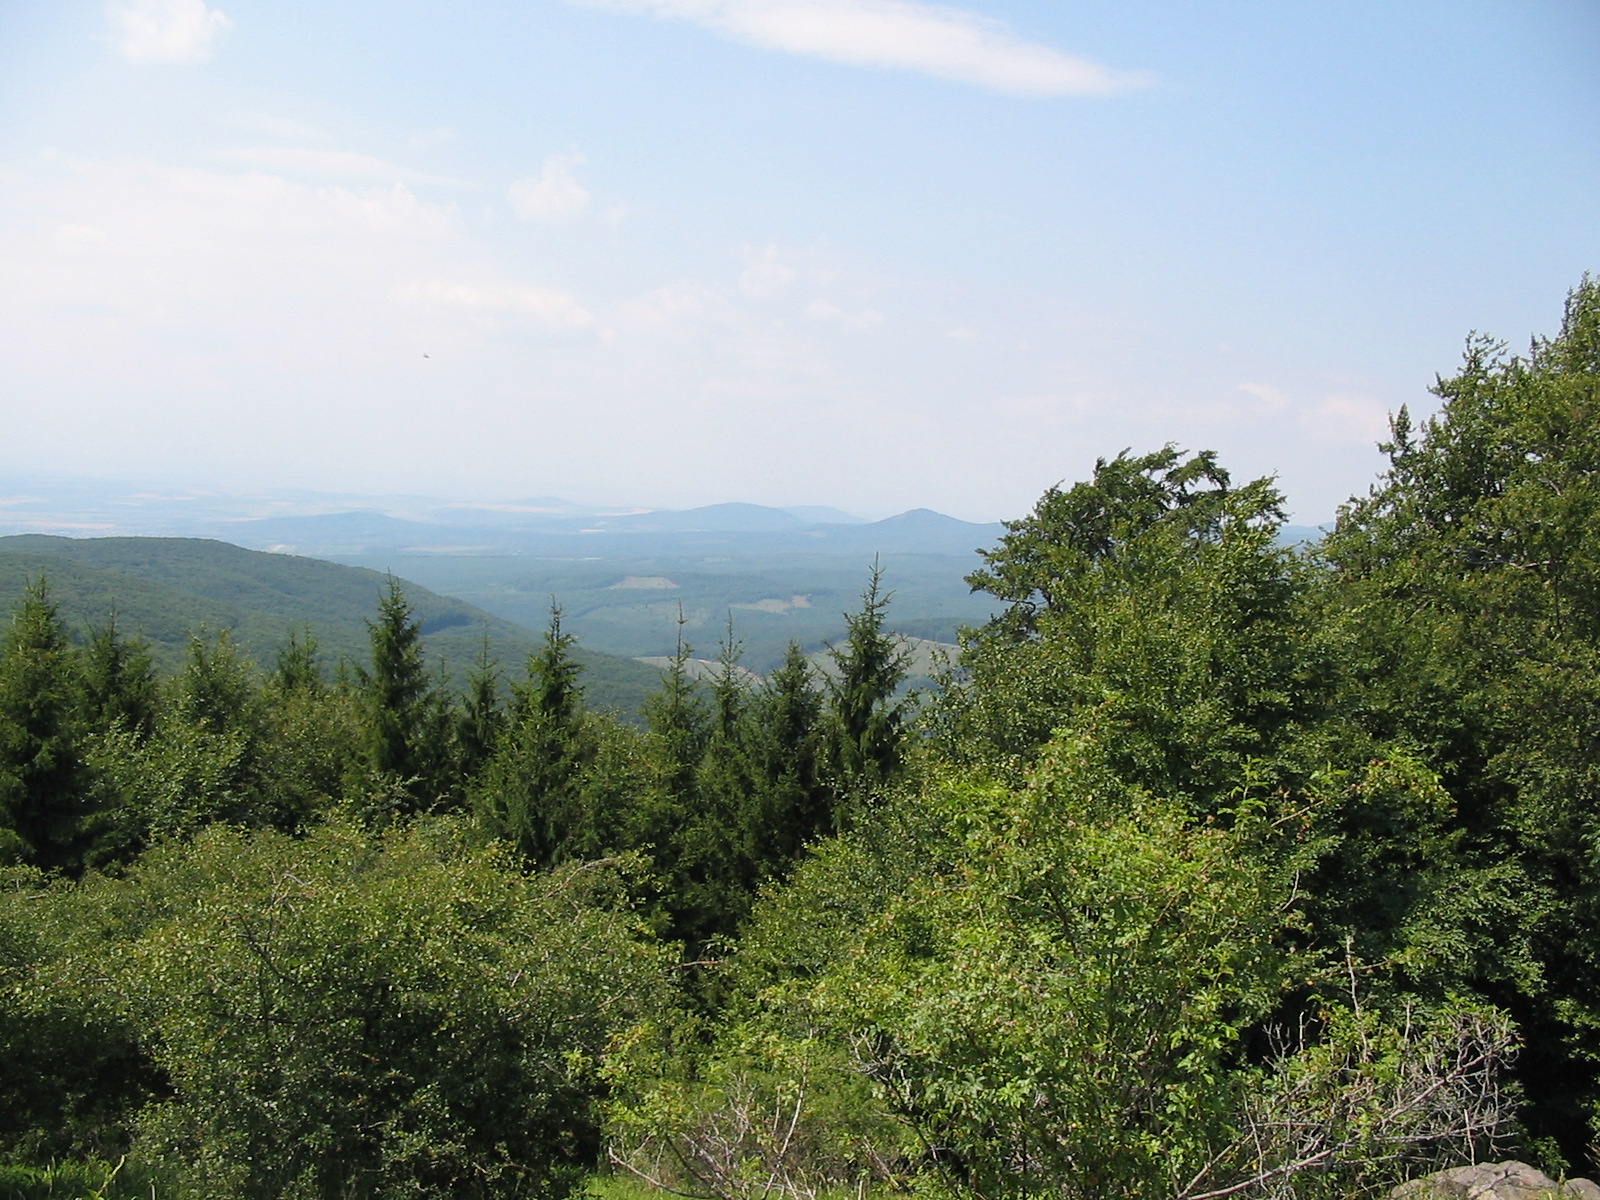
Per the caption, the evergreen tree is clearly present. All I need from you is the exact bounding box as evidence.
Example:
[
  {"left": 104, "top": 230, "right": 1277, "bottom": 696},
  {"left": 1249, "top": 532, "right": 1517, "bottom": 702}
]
[
  {"left": 0, "top": 579, "right": 92, "bottom": 871},
  {"left": 643, "top": 609, "right": 708, "bottom": 817},
  {"left": 77, "top": 613, "right": 157, "bottom": 741},
  {"left": 826, "top": 562, "right": 910, "bottom": 798},
  {"left": 456, "top": 634, "right": 503, "bottom": 784},
  {"left": 682, "top": 619, "right": 759, "bottom": 945},
  {"left": 356, "top": 578, "right": 451, "bottom": 813},
  {"left": 636, "top": 611, "right": 713, "bottom": 950},
  {"left": 104, "top": 627, "right": 281, "bottom": 839},
  {"left": 745, "top": 642, "right": 829, "bottom": 875},
  {"left": 272, "top": 627, "right": 324, "bottom": 697},
  {"left": 475, "top": 607, "right": 589, "bottom": 865},
  {"left": 175, "top": 627, "right": 259, "bottom": 737},
  {"left": 260, "top": 627, "right": 360, "bottom": 834}
]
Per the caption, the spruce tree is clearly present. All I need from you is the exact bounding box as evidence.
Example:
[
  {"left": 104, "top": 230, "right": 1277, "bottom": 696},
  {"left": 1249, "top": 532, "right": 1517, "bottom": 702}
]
[
  {"left": 745, "top": 642, "right": 829, "bottom": 874},
  {"left": 826, "top": 562, "right": 910, "bottom": 797},
  {"left": 637, "top": 611, "right": 713, "bottom": 950},
  {"left": 476, "top": 606, "right": 589, "bottom": 865},
  {"left": 176, "top": 627, "right": 260, "bottom": 737},
  {"left": 0, "top": 579, "right": 92, "bottom": 871},
  {"left": 78, "top": 613, "right": 157, "bottom": 740},
  {"left": 643, "top": 608, "right": 709, "bottom": 821},
  {"left": 683, "top": 618, "right": 759, "bottom": 945},
  {"left": 456, "top": 634, "right": 503, "bottom": 785},
  {"left": 357, "top": 578, "right": 450, "bottom": 813},
  {"left": 272, "top": 628, "right": 324, "bottom": 697}
]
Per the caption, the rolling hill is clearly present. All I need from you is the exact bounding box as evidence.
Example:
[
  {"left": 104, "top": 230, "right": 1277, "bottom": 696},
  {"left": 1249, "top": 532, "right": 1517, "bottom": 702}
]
[{"left": 0, "top": 536, "right": 665, "bottom": 716}]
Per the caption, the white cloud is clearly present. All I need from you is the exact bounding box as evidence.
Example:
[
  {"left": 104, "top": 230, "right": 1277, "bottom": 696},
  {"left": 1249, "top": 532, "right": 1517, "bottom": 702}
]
[
  {"left": 1310, "top": 392, "right": 1391, "bottom": 446},
  {"left": 218, "top": 112, "right": 331, "bottom": 142},
  {"left": 400, "top": 279, "right": 595, "bottom": 333},
  {"left": 616, "top": 283, "right": 731, "bottom": 332},
  {"left": 408, "top": 125, "right": 459, "bottom": 150},
  {"left": 1237, "top": 381, "right": 1290, "bottom": 414},
  {"left": 1234, "top": 381, "right": 1390, "bottom": 446},
  {"left": 574, "top": 0, "right": 1151, "bottom": 97},
  {"left": 57, "top": 223, "right": 108, "bottom": 244},
  {"left": 805, "top": 297, "right": 883, "bottom": 328},
  {"left": 213, "top": 147, "right": 463, "bottom": 185},
  {"left": 108, "top": 0, "right": 232, "bottom": 64},
  {"left": 739, "top": 244, "right": 798, "bottom": 298},
  {"left": 0, "top": 156, "right": 593, "bottom": 434},
  {"left": 508, "top": 154, "right": 591, "bottom": 222}
]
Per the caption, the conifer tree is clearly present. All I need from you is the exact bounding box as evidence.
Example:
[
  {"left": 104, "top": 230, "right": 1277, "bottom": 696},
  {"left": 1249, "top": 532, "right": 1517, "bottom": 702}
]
[
  {"left": 0, "top": 579, "right": 92, "bottom": 871},
  {"left": 272, "top": 627, "right": 324, "bottom": 696},
  {"left": 457, "top": 634, "right": 503, "bottom": 784},
  {"left": 683, "top": 618, "right": 759, "bottom": 942},
  {"left": 826, "top": 562, "right": 910, "bottom": 797},
  {"left": 745, "top": 642, "right": 829, "bottom": 874},
  {"left": 643, "top": 608, "right": 709, "bottom": 819},
  {"left": 175, "top": 627, "right": 260, "bottom": 737},
  {"left": 476, "top": 606, "right": 589, "bottom": 864},
  {"left": 78, "top": 613, "right": 157, "bottom": 740},
  {"left": 637, "top": 611, "right": 716, "bottom": 950},
  {"left": 357, "top": 578, "right": 450, "bottom": 813}
]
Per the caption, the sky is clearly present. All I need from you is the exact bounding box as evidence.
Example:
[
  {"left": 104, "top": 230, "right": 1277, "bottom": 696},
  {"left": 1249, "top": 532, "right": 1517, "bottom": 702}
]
[{"left": 1, "top": 0, "right": 1596, "bottom": 522}]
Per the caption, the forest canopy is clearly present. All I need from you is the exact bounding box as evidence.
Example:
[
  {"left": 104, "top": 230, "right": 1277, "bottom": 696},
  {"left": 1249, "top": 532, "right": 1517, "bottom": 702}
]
[{"left": 2, "top": 276, "right": 1599, "bottom": 1199}]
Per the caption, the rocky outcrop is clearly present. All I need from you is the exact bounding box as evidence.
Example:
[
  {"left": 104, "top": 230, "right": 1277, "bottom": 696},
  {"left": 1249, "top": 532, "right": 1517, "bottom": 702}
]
[{"left": 1392, "top": 1161, "right": 1600, "bottom": 1200}]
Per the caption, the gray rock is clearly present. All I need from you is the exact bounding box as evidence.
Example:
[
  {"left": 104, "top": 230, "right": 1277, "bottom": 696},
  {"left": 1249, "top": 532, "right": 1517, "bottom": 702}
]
[{"left": 1392, "top": 1162, "right": 1600, "bottom": 1200}]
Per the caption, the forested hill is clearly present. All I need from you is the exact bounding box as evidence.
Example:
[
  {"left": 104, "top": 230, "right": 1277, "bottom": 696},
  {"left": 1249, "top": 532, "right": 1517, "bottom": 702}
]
[
  {"left": 4, "top": 280, "right": 1599, "bottom": 1200},
  {"left": 0, "top": 535, "right": 663, "bottom": 715}
]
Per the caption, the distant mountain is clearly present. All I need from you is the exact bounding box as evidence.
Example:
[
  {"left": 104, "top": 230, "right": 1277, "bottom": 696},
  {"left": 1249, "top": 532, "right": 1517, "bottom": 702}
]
[
  {"left": 213, "top": 507, "right": 1005, "bottom": 559},
  {"left": 598, "top": 503, "right": 809, "bottom": 534},
  {"left": 782, "top": 509, "right": 1003, "bottom": 556},
  {"left": 781, "top": 505, "right": 867, "bottom": 525},
  {"left": 228, "top": 510, "right": 435, "bottom": 553},
  {"left": 0, "top": 535, "right": 664, "bottom": 717},
  {"left": 0, "top": 479, "right": 991, "bottom": 555}
]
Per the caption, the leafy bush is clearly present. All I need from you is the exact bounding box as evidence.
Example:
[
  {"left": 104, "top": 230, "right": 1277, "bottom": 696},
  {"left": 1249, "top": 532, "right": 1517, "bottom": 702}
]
[
  {"left": 16, "top": 820, "right": 676, "bottom": 1200},
  {"left": 606, "top": 1016, "right": 908, "bottom": 1200}
]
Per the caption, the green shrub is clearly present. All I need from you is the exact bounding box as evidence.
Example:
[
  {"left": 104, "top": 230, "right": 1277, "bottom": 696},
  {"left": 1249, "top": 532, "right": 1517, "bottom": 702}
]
[{"left": 92, "top": 820, "right": 674, "bottom": 1200}]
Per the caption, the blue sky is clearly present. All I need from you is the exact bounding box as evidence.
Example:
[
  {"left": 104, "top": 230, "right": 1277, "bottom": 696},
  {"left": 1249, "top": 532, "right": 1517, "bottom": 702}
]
[{"left": 1, "top": 0, "right": 1596, "bottom": 520}]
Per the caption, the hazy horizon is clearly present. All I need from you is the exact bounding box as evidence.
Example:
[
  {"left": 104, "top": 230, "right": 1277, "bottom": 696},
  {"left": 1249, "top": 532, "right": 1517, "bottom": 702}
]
[
  {"left": 0, "top": 468, "right": 1349, "bottom": 534},
  {"left": 2, "top": 1, "right": 1595, "bottom": 523}
]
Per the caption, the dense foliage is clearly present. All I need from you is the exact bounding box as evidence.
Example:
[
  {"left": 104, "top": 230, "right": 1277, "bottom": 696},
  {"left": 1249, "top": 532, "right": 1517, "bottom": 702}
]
[{"left": 1, "top": 278, "right": 1597, "bottom": 1197}]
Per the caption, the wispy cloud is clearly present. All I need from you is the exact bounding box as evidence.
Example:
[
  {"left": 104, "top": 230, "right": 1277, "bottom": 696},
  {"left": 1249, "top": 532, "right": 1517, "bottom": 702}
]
[
  {"left": 408, "top": 125, "right": 459, "bottom": 150},
  {"left": 574, "top": 0, "right": 1151, "bottom": 97},
  {"left": 107, "top": 0, "right": 232, "bottom": 64},
  {"left": 739, "top": 244, "right": 798, "bottom": 298},
  {"left": 218, "top": 112, "right": 331, "bottom": 142},
  {"left": 1237, "top": 381, "right": 1290, "bottom": 414},
  {"left": 1310, "top": 392, "right": 1390, "bottom": 446},
  {"left": 1237, "top": 381, "right": 1392, "bottom": 446},
  {"left": 508, "top": 154, "right": 591, "bottom": 222},
  {"left": 806, "top": 297, "right": 883, "bottom": 329},
  {"left": 400, "top": 279, "right": 595, "bottom": 333},
  {"left": 212, "top": 147, "right": 464, "bottom": 185}
]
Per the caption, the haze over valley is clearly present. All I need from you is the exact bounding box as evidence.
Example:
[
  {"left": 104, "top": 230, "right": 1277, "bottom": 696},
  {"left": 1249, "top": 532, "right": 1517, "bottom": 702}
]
[
  {"left": 2, "top": 3, "right": 1597, "bottom": 1196},
  {"left": 0, "top": 476, "right": 1070, "bottom": 690}
]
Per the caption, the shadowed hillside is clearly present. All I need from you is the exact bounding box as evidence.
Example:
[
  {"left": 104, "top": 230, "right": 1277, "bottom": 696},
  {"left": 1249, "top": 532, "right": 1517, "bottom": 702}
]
[{"left": 0, "top": 535, "right": 664, "bottom": 716}]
